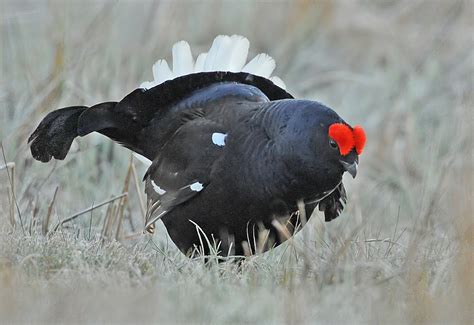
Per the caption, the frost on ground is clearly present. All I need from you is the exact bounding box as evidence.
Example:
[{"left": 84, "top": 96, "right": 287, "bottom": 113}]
[{"left": 0, "top": 1, "right": 472, "bottom": 323}]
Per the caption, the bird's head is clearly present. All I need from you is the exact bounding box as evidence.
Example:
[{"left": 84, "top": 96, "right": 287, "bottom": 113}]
[
  {"left": 284, "top": 101, "right": 366, "bottom": 190},
  {"left": 326, "top": 122, "right": 366, "bottom": 178}
]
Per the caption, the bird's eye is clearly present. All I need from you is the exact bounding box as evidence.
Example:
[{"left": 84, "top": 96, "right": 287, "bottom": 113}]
[{"left": 329, "top": 139, "right": 338, "bottom": 150}]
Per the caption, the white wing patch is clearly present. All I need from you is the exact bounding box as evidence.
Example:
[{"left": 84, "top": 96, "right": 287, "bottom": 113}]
[
  {"left": 190, "top": 182, "right": 204, "bottom": 192},
  {"left": 151, "top": 180, "right": 166, "bottom": 195},
  {"left": 211, "top": 132, "right": 227, "bottom": 146},
  {"left": 140, "top": 35, "right": 286, "bottom": 90}
]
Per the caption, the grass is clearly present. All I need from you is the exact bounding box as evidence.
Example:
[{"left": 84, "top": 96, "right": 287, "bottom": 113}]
[{"left": 1, "top": 0, "right": 473, "bottom": 323}]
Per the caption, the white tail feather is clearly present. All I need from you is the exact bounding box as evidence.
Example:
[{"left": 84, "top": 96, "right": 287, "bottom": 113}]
[
  {"left": 203, "top": 35, "right": 231, "bottom": 71},
  {"left": 172, "top": 41, "right": 194, "bottom": 77},
  {"left": 194, "top": 53, "right": 207, "bottom": 72},
  {"left": 153, "top": 59, "right": 174, "bottom": 85},
  {"left": 270, "top": 76, "right": 286, "bottom": 89},
  {"left": 227, "top": 35, "right": 249, "bottom": 72},
  {"left": 140, "top": 35, "right": 286, "bottom": 90},
  {"left": 242, "top": 53, "right": 276, "bottom": 78},
  {"left": 212, "top": 36, "right": 235, "bottom": 71},
  {"left": 139, "top": 81, "right": 155, "bottom": 89}
]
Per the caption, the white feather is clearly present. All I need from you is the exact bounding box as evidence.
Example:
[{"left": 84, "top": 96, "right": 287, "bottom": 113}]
[
  {"left": 140, "top": 35, "right": 286, "bottom": 90},
  {"left": 202, "top": 37, "right": 222, "bottom": 71},
  {"left": 190, "top": 182, "right": 204, "bottom": 192},
  {"left": 139, "top": 81, "right": 155, "bottom": 90},
  {"left": 172, "top": 41, "right": 194, "bottom": 77},
  {"left": 227, "top": 35, "right": 250, "bottom": 72},
  {"left": 151, "top": 180, "right": 166, "bottom": 195},
  {"left": 153, "top": 59, "right": 174, "bottom": 85},
  {"left": 211, "top": 132, "right": 227, "bottom": 146},
  {"left": 211, "top": 36, "right": 233, "bottom": 70},
  {"left": 204, "top": 35, "right": 231, "bottom": 71},
  {"left": 242, "top": 53, "right": 276, "bottom": 78},
  {"left": 270, "top": 76, "right": 286, "bottom": 90},
  {"left": 194, "top": 53, "right": 207, "bottom": 72}
]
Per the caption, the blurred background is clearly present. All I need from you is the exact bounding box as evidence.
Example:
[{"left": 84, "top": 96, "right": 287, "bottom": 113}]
[{"left": 0, "top": 0, "right": 472, "bottom": 323}]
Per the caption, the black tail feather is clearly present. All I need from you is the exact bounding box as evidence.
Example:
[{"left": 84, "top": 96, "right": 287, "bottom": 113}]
[
  {"left": 76, "top": 102, "right": 122, "bottom": 136},
  {"left": 28, "top": 101, "right": 145, "bottom": 163},
  {"left": 28, "top": 106, "right": 86, "bottom": 162},
  {"left": 77, "top": 101, "right": 144, "bottom": 155}
]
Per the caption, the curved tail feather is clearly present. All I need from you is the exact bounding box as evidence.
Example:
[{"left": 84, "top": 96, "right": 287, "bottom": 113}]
[
  {"left": 28, "top": 106, "right": 86, "bottom": 162},
  {"left": 28, "top": 101, "right": 146, "bottom": 163}
]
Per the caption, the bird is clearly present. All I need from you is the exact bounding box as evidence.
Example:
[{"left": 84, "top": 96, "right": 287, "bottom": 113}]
[{"left": 29, "top": 35, "right": 366, "bottom": 257}]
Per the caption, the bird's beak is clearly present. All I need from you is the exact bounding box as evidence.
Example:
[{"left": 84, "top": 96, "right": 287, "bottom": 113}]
[{"left": 340, "top": 160, "right": 358, "bottom": 178}]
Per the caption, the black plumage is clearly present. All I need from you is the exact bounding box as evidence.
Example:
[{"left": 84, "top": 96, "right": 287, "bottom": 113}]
[{"left": 29, "top": 71, "right": 362, "bottom": 257}]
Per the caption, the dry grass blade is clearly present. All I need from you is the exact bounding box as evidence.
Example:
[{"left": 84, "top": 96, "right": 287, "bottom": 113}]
[
  {"left": 121, "top": 232, "right": 144, "bottom": 241},
  {"left": 53, "top": 193, "right": 128, "bottom": 232},
  {"left": 1, "top": 144, "right": 23, "bottom": 233},
  {"left": 131, "top": 161, "right": 146, "bottom": 221},
  {"left": 105, "top": 203, "right": 117, "bottom": 239},
  {"left": 0, "top": 162, "right": 15, "bottom": 171},
  {"left": 189, "top": 219, "right": 219, "bottom": 256},
  {"left": 256, "top": 226, "right": 270, "bottom": 254},
  {"left": 101, "top": 202, "right": 113, "bottom": 238},
  {"left": 271, "top": 219, "right": 292, "bottom": 242},
  {"left": 10, "top": 163, "right": 15, "bottom": 227},
  {"left": 296, "top": 199, "right": 307, "bottom": 226},
  {"left": 115, "top": 157, "right": 133, "bottom": 240},
  {"left": 43, "top": 186, "right": 59, "bottom": 235},
  {"left": 6, "top": 188, "right": 15, "bottom": 228},
  {"left": 363, "top": 238, "right": 406, "bottom": 248},
  {"left": 115, "top": 199, "right": 127, "bottom": 240},
  {"left": 29, "top": 197, "right": 38, "bottom": 235}
]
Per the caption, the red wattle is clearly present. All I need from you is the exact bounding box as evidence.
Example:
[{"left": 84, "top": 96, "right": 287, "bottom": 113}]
[
  {"left": 353, "top": 125, "right": 366, "bottom": 155},
  {"left": 328, "top": 123, "right": 354, "bottom": 156}
]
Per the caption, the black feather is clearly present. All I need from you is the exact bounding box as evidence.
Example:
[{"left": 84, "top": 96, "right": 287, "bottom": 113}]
[
  {"left": 76, "top": 102, "right": 120, "bottom": 136},
  {"left": 28, "top": 106, "right": 86, "bottom": 162},
  {"left": 319, "top": 183, "right": 347, "bottom": 222},
  {"left": 116, "top": 72, "right": 293, "bottom": 125}
]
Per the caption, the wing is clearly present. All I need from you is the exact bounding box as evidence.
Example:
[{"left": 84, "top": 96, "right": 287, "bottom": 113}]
[
  {"left": 318, "top": 182, "right": 347, "bottom": 222},
  {"left": 140, "top": 76, "right": 289, "bottom": 232},
  {"left": 143, "top": 112, "right": 229, "bottom": 231}
]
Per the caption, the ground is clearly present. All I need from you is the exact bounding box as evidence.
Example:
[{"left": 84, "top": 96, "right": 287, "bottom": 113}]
[{"left": 0, "top": 1, "right": 472, "bottom": 323}]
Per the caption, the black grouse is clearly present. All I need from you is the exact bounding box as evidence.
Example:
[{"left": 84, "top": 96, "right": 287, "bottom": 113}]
[{"left": 29, "top": 35, "right": 366, "bottom": 257}]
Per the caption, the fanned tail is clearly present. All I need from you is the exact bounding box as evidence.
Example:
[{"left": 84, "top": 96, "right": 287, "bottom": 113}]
[{"left": 140, "top": 34, "right": 286, "bottom": 90}]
